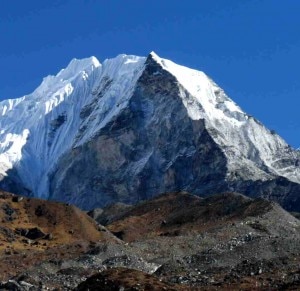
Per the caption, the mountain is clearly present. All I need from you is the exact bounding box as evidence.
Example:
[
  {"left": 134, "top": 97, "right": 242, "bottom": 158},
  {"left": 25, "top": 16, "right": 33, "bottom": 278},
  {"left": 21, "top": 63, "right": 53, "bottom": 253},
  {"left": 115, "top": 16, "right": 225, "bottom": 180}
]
[{"left": 0, "top": 52, "right": 299, "bottom": 210}]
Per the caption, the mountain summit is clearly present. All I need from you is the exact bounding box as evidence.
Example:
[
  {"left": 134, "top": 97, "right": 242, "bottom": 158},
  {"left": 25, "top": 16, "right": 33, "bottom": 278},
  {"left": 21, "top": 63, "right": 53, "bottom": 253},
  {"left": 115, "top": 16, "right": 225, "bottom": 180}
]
[{"left": 0, "top": 52, "right": 299, "bottom": 210}]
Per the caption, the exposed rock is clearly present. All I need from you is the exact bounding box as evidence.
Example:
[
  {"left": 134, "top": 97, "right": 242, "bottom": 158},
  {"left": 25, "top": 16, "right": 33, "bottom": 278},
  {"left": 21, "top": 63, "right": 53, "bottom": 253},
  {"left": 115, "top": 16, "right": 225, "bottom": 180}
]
[
  {"left": 15, "top": 227, "right": 46, "bottom": 240},
  {"left": 12, "top": 196, "right": 23, "bottom": 203}
]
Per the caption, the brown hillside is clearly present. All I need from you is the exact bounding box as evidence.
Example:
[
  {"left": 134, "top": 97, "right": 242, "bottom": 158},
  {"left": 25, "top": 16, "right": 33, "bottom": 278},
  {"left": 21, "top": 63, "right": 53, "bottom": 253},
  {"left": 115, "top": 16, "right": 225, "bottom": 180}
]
[
  {"left": 106, "top": 192, "right": 283, "bottom": 242},
  {"left": 0, "top": 190, "right": 116, "bottom": 280}
]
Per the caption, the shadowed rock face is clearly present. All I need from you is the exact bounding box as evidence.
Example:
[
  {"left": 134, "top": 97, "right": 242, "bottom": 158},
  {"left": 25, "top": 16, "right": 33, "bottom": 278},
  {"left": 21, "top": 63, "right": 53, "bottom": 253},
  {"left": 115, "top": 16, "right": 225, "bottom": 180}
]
[
  {"left": 48, "top": 55, "right": 228, "bottom": 209},
  {"left": 232, "top": 176, "right": 300, "bottom": 211}
]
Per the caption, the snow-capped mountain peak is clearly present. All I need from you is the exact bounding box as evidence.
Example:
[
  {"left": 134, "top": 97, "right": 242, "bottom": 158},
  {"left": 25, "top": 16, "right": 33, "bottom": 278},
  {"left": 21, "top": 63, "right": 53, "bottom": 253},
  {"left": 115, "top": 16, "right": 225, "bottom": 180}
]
[
  {"left": 0, "top": 52, "right": 299, "bottom": 210},
  {"left": 149, "top": 52, "right": 244, "bottom": 123}
]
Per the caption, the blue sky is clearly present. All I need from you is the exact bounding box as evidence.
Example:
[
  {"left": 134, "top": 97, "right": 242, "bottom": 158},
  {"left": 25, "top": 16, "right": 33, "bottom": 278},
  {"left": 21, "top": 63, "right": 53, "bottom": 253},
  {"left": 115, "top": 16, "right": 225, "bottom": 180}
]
[{"left": 0, "top": 0, "right": 299, "bottom": 147}]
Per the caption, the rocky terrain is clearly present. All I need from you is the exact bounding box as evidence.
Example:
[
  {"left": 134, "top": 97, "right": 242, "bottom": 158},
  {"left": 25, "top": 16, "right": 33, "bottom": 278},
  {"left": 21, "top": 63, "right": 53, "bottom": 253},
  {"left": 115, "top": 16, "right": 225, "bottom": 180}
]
[{"left": 0, "top": 190, "right": 299, "bottom": 290}]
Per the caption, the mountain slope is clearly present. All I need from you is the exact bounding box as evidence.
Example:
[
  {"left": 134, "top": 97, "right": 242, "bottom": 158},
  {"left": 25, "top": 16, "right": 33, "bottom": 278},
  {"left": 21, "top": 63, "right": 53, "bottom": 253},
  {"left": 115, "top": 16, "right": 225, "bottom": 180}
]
[
  {"left": 0, "top": 190, "right": 116, "bottom": 281},
  {"left": 102, "top": 192, "right": 300, "bottom": 290},
  {"left": 105, "top": 191, "right": 300, "bottom": 242},
  {"left": 0, "top": 52, "right": 299, "bottom": 210}
]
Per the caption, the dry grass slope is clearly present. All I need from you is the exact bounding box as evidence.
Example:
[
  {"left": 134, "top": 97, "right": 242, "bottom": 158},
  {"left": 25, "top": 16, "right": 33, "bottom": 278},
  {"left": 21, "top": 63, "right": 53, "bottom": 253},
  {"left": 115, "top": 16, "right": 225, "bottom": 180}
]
[{"left": 0, "top": 190, "right": 115, "bottom": 280}]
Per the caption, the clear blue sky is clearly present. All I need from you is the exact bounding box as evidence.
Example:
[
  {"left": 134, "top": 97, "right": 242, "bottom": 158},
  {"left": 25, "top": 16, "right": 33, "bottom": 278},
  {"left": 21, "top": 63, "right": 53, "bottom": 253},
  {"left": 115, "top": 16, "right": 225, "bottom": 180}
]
[{"left": 1, "top": 0, "right": 299, "bottom": 147}]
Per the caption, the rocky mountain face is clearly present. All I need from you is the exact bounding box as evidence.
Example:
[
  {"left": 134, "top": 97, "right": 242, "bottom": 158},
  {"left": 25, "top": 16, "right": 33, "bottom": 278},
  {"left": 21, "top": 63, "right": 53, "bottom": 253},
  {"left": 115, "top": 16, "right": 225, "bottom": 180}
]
[{"left": 0, "top": 52, "right": 299, "bottom": 210}]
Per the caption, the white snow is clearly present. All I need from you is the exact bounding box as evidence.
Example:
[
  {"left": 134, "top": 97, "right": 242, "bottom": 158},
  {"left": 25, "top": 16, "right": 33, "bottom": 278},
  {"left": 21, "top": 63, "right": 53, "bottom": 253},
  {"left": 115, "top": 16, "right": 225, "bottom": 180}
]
[{"left": 74, "top": 54, "right": 146, "bottom": 147}]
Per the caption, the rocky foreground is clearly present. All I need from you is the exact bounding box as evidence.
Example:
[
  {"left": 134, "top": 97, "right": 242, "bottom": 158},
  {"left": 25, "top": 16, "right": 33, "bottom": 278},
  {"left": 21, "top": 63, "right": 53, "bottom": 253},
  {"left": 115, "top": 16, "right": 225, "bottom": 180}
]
[{"left": 0, "top": 191, "right": 299, "bottom": 290}]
